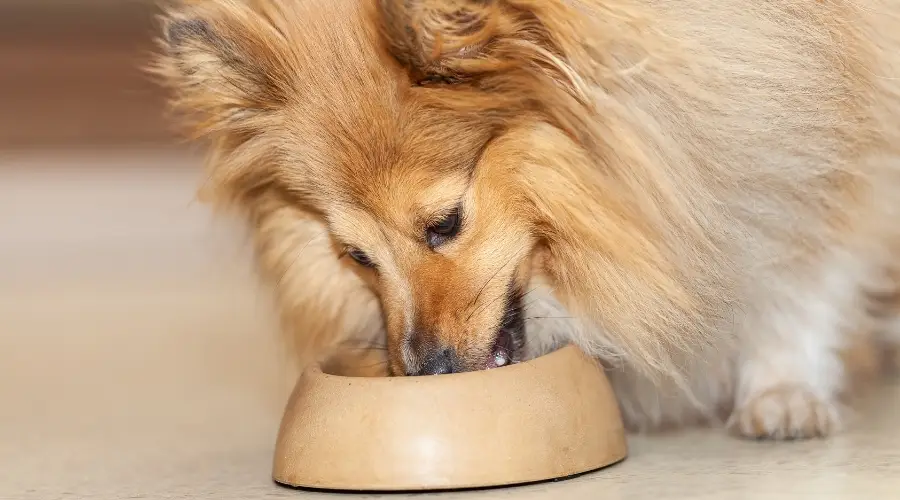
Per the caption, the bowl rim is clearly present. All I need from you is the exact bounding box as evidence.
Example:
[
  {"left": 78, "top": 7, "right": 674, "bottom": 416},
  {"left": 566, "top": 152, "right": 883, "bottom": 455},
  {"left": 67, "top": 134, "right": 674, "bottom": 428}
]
[{"left": 312, "top": 343, "right": 582, "bottom": 382}]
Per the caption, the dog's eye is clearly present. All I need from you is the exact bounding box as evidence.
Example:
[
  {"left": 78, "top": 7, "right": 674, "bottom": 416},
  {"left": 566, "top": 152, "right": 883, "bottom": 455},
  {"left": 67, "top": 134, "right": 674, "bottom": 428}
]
[
  {"left": 425, "top": 207, "right": 461, "bottom": 248},
  {"left": 346, "top": 247, "right": 376, "bottom": 268}
]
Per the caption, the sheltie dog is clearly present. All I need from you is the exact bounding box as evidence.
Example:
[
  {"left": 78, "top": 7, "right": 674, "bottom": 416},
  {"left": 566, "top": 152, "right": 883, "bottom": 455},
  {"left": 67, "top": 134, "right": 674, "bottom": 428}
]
[{"left": 153, "top": 0, "right": 900, "bottom": 439}]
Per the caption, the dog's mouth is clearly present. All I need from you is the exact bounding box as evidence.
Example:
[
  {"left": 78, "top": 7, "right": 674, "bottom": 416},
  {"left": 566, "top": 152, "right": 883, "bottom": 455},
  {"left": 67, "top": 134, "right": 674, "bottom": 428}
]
[
  {"left": 484, "top": 329, "right": 516, "bottom": 369},
  {"left": 482, "top": 286, "right": 525, "bottom": 370}
]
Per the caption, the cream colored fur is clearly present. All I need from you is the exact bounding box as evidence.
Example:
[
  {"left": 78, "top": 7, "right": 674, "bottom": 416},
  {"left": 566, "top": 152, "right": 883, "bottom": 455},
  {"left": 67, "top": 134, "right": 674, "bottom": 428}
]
[{"left": 152, "top": 0, "right": 900, "bottom": 440}]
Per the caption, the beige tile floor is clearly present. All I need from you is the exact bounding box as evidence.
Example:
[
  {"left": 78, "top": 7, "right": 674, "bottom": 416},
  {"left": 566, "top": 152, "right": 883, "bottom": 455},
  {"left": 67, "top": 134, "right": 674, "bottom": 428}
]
[{"left": 2, "top": 150, "right": 899, "bottom": 500}]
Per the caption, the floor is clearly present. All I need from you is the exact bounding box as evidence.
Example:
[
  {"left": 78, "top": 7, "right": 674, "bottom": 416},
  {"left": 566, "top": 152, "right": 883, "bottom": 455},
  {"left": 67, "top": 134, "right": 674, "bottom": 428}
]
[{"left": 2, "top": 149, "right": 899, "bottom": 500}]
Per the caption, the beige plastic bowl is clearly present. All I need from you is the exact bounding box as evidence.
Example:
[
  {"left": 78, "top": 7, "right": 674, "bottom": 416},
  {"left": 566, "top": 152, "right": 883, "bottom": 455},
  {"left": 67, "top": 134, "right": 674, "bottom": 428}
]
[{"left": 272, "top": 345, "right": 627, "bottom": 491}]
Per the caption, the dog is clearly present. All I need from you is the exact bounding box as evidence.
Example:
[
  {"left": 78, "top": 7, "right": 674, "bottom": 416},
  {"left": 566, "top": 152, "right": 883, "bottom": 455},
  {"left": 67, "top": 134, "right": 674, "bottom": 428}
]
[{"left": 152, "top": 0, "right": 900, "bottom": 439}]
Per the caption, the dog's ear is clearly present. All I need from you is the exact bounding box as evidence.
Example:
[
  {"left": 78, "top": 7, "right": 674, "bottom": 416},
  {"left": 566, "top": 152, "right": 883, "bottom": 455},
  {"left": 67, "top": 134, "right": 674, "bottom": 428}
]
[
  {"left": 377, "top": 0, "right": 594, "bottom": 83},
  {"left": 151, "top": 1, "right": 291, "bottom": 138},
  {"left": 149, "top": 2, "right": 300, "bottom": 203},
  {"left": 379, "top": 0, "right": 557, "bottom": 85},
  {"left": 379, "top": 0, "right": 607, "bottom": 148},
  {"left": 378, "top": 0, "right": 500, "bottom": 83}
]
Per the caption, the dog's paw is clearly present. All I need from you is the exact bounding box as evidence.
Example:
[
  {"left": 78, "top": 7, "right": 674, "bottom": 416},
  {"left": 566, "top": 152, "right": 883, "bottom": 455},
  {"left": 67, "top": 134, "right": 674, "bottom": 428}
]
[{"left": 727, "top": 385, "right": 840, "bottom": 440}]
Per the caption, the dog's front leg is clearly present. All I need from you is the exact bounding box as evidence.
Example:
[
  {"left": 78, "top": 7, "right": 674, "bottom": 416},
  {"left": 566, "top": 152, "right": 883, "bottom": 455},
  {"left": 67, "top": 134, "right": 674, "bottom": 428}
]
[{"left": 727, "top": 250, "right": 870, "bottom": 440}]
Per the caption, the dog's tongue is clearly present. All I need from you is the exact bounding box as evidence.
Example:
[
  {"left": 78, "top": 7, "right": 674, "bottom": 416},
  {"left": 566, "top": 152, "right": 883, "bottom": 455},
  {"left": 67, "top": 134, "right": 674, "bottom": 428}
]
[{"left": 484, "top": 332, "right": 511, "bottom": 370}]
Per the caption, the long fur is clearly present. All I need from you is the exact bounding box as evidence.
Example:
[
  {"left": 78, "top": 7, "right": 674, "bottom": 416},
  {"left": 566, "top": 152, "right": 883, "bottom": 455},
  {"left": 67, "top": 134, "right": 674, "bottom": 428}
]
[{"left": 151, "top": 0, "right": 900, "bottom": 438}]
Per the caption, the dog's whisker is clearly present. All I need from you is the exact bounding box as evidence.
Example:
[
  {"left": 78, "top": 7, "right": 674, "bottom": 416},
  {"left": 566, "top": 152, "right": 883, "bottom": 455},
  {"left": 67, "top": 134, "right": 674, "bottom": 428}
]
[
  {"left": 519, "top": 291, "right": 547, "bottom": 312},
  {"left": 273, "top": 231, "right": 328, "bottom": 293},
  {"left": 464, "top": 255, "right": 515, "bottom": 322},
  {"left": 469, "top": 289, "right": 510, "bottom": 322},
  {"left": 465, "top": 244, "right": 532, "bottom": 322},
  {"left": 333, "top": 339, "right": 390, "bottom": 351}
]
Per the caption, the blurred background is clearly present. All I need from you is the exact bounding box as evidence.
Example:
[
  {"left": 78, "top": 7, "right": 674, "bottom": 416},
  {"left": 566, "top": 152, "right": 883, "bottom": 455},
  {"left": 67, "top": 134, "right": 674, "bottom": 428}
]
[
  {"left": 0, "top": 0, "right": 170, "bottom": 148},
  {"left": 0, "top": 2, "right": 300, "bottom": 497}
]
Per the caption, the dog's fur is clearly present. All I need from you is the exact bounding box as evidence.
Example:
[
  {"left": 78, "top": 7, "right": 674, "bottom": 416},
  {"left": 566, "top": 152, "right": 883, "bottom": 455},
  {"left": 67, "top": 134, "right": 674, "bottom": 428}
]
[{"left": 152, "top": 0, "right": 900, "bottom": 439}]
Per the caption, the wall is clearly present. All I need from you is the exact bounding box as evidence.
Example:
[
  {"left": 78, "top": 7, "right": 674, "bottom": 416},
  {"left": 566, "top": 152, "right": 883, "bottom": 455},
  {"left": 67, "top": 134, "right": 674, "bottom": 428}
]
[{"left": 0, "top": 0, "right": 172, "bottom": 148}]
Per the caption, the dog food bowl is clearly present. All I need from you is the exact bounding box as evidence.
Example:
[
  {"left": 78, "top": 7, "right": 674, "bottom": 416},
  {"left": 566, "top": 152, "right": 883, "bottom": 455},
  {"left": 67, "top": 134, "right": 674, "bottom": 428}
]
[{"left": 271, "top": 345, "right": 627, "bottom": 491}]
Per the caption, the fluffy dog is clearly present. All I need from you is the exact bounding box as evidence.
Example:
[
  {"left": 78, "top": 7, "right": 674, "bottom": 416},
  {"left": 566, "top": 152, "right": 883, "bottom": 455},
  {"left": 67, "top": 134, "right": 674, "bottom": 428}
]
[{"left": 153, "top": 0, "right": 900, "bottom": 439}]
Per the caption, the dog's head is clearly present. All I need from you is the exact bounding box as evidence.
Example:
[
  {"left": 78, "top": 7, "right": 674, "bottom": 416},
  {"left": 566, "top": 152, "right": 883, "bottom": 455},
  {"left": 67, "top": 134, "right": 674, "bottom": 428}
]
[{"left": 154, "top": 0, "right": 723, "bottom": 377}]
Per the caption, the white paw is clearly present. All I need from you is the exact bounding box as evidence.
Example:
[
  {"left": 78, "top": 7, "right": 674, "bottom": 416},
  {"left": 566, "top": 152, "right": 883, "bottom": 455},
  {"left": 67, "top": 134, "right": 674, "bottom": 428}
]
[{"left": 727, "top": 385, "right": 841, "bottom": 440}]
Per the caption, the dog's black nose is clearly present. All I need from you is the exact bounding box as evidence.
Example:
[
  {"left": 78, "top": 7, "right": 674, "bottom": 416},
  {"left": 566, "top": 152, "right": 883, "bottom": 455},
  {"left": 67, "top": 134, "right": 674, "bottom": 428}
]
[{"left": 410, "top": 348, "right": 460, "bottom": 376}]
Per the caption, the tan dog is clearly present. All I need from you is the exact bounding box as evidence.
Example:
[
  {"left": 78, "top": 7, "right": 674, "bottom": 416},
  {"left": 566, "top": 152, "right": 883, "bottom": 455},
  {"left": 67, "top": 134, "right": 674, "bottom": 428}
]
[{"left": 152, "top": 0, "right": 900, "bottom": 439}]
